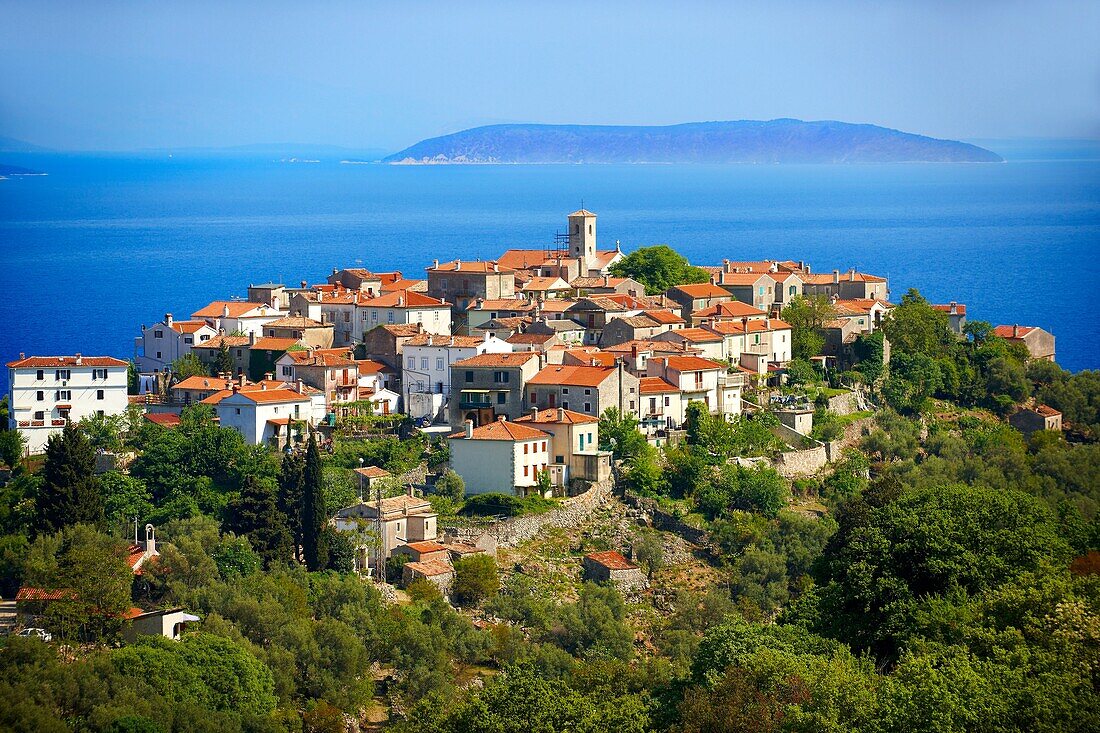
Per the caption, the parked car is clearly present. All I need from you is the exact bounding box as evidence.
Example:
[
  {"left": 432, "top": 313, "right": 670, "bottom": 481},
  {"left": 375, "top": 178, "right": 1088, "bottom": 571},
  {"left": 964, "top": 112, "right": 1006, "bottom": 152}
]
[{"left": 16, "top": 627, "right": 52, "bottom": 642}]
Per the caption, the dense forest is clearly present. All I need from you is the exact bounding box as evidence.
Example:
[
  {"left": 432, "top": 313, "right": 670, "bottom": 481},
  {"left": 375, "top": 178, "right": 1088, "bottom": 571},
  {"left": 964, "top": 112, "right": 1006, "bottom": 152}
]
[{"left": 1, "top": 284, "right": 1098, "bottom": 732}]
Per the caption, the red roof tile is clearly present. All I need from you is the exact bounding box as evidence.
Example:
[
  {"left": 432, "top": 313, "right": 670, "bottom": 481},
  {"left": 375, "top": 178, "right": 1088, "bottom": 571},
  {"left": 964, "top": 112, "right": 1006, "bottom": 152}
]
[
  {"left": 7, "top": 355, "right": 128, "bottom": 368},
  {"left": 452, "top": 353, "right": 538, "bottom": 368},
  {"left": 528, "top": 364, "right": 617, "bottom": 387},
  {"left": 515, "top": 407, "right": 599, "bottom": 424},
  {"left": 585, "top": 550, "right": 637, "bottom": 570},
  {"left": 639, "top": 377, "right": 680, "bottom": 394},
  {"left": 448, "top": 419, "right": 550, "bottom": 441}
]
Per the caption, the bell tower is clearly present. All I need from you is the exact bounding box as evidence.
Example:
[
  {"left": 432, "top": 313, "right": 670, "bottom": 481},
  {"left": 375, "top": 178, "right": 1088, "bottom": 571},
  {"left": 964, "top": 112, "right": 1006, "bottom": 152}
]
[{"left": 567, "top": 209, "right": 596, "bottom": 270}]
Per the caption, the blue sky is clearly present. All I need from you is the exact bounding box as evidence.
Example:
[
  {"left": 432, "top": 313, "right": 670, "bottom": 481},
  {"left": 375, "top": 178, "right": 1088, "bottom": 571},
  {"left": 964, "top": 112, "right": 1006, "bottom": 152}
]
[{"left": 1, "top": 0, "right": 1097, "bottom": 151}]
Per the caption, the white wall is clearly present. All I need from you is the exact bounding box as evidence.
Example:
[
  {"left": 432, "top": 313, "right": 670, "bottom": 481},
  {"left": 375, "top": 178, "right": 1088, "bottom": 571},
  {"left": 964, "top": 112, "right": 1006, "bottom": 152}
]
[
  {"left": 449, "top": 436, "right": 549, "bottom": 495},
  {"left": 213, "top": 394, "right": 309, "bottom": 445},
  {"left": 8, "top": 363, "right": 129, "bottom": 453}
]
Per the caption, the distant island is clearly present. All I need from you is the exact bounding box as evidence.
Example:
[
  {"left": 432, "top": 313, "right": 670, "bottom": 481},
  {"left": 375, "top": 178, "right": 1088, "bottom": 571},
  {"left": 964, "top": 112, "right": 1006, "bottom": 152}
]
[
  {"left": 0, "top": 163, "right": 46, "bottom": 177},
  {"left": 383, "top": 120, "right": 1003, "bottom": 164}
]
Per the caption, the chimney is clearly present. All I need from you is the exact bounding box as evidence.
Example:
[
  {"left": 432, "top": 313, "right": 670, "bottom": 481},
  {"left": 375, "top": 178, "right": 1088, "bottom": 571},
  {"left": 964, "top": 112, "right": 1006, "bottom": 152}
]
[
  {"left": 949, "top": 301, "right": 957, "bottom": 315},
  {"left": 849, "top": 269, "right": 856, "bottom": 282},
  {"left": 603, "top": 275, "right": 610, "bottom": 286},
  {"left": 557, "top": 406, "right": 565, "bottom": 422},
  {"left": 264, "top": 372, "right": 274, "bottom": 381},
  {"left": 631, "top": 343, "right": 638, "bottom": 359},
  {"left": 529, "top": 406, "right": 539, "bottom": 421},
  {"left": 260, "top": 381, "right": 267, "bottom": 390},
  {"left": 144, "top": 524, "right": 156, "bottom": 555},
  {"left": 497, "top": 414, "right": 506, "bottom": 422},
  {"left": 297, "top": 378, "right": 305, "bottom": 394},
  {"left": 300, "top": 280, "right": 307, "bottom": 288},
  {"left": 19, "top": 352, "right": 24, "bottom": 360},
  {"left": 741, "top": 316, "right": 749, "bottom": 332},
  {"left": 238, "top": 373, "right": 247, "bottom": 387},
  {"left": 406, "top": 484, "right": 414, "bottom": 497},
  {"left": 317, "top": 291, "right": 324, "bottom": 302},
  {"left": 798, "top": 261, "right": 805, "bottom": 271},
  {"left": 1013, "top": 324, "right": 1020, "bottom": 338},
  {"left": 724, "top": 259, "right": 732, "bottom": 274},
  {"left": 465, "top": 419, "right": 474, "bottom": 439},
  {"left": 832, "top": 269, "right": 839, "bottom": 284},
  {"left": 165, "top": 313, "right": 173, "bottom": 327},
  {"left": 332, "top": 267, "right": 339, "bottom": 275},
  {"left": 249, "top": 331, "right": 256, "bottom": 346},
  {"left": 433, "top": 259, "right": 439, "bottom": 269},
  {"left": 397, "top": 295, "right": 404, "bottom": 307},
  {"left": 493, "top": 262, "right": 499, "bottom": 272},
  {"left": 764, "top": 318, "right": 771, "bottom": 329},
  {"left": 455, "top": 259, "right": 461, "bottom": 269}
]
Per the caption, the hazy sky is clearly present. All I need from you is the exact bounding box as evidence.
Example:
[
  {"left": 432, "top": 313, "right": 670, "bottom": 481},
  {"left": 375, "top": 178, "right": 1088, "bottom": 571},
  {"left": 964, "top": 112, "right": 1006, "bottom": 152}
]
[{"left": 2, "top": 0, "right": 1098, "bottom": 151}]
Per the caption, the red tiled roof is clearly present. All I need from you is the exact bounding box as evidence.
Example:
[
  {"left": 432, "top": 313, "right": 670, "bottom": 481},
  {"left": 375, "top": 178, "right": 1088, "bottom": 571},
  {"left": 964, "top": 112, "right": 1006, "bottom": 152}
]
[
  {"left": 250, "top": 337, "right": 302, "bottom": 351},
  {"left": 528, "top": 364, "right": 616, "bottom": 387},
  {"left": 169, "top": 320, "right": 212, "bottom": 334},
  {"left": 192, "top": 301, "right": 275, "bottom": 318},
  {"left": 191, "top": 335, "right": 251, "bottom": 350},
  {"left": 353, "top": 465, "right": 390, "bottom": 478},
  {"left": 452, "top": 353, "right": 538, "bottom": 368},
  {"left": 669, "top": 327, "right": 723, "bottom": 343},
  {"left": 144, "top": 413, "right": 181, "bottom": 427},
  {"left": 507, "top": 332, "right": 556, "bottom": 344},
  {"left": 405, "top": 559, "right": 454, "bottom": 577},
  {"left": 932, "top": 303, "right": 967, "bottom": 315},
  {"left": 585, "top": 550, "right": 638, "bottom": 571},
  {"left": 203, "top": 387, "right": 310, "bottom": 405},
  {"left": 356, "top": 359, "right": 392, "bottom": 375},
  {"left": 405, "top": 334, "right": 485, "bottom": 348},
  {"left": 357, "top": 289, "right": 447, "bottom": 308},
  {"left": 670, "top": 283, "right": 731, "bottom": 298},
  {"left": 448, "top": 419, "right": 550, "bottom": 441},
  {"left": 705, "top": 319, "right": 792, "bottom": 335},
  {"left": 662, "top": 356, "right": 725, "bottom": 372},
  {"left": 562, "top": 349, "right": 618, "bottom": 367},
  {"left": 639, "top": 377, "right": 680, "bottom": 394},
  {"left": 639, "top": 309, "right": 684, "bottom": 324},
  {"left": 380, "top": 278, "right": 426, "bottom": 292},
  {"left": 1034, "top": 404, "right": 1062, "bottom": 417},
  {"left": 711, "top": 272, "right": 771, "bottom": 286},
  {"left": 7, "top": 355, "right": 128, "bottom": 368},
  {"left": 515, "top": 407, "right": 599, "bottom": 425},
  {"left": 283, "top": 349, "right": 357, "bottom": 367},
  {"left": 993, "top": 325, "right": 1038, "bottom": 339},
  {"left": 429, "top": 260, "right": 515, "bottom": 274},
  {"left": 16, "top": 586, "right": 77, "bottom": 601},
  {"left": 694, "top": 301, "right": 768, "bottom": 319},
  {"left": 264, "top": 315, "right": 327, "bottom": 329},
  {"left": 404, "top": 540, "right": 447, "bottom": 553},
  {"left": 467, "top": 298, "right": 537, "bottom": 311}
]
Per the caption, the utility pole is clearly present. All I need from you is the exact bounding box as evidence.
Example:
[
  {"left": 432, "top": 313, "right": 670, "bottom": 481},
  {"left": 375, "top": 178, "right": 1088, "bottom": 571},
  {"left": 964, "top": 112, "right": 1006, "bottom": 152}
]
[{"left": 375, "top": 483, "right": 385, "bottom": 583}]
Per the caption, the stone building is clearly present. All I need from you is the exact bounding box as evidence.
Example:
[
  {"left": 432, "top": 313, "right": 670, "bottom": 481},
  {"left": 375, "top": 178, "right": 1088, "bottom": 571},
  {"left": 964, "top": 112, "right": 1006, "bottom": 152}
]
[
  {"left": 993, "top": 325, "right": 1056, "bottom": 362},
  {"left": 1009, "top": 404, "right": 1063, "bottom": 436},
  {"left": 582, "top": 550, "right": 647, "bottom": 591}
]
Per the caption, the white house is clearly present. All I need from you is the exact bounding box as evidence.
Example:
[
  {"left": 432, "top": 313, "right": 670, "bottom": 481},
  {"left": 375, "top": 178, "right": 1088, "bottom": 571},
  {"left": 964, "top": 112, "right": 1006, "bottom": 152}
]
[
  {"left": 7, "top": 354, "right": 130, "bottom": 454},
  {"left": 645, "top": 355, "right": 743, "bottom": 419},
  {"left": 191, "top": 301, "right": 284, "bottom": 337},
  {"left": 704, "top": 318, "right": 793, "bottom": 367},
  {"left": 134, "top": 313, "right": 217, "bottom": 374},
  {"left": 202, "top": 383, "right": 313, "bottom": 446},
  {"left": 514, "top": 407, "right": 611, "bottom": 488},
  {"left": 355, "top": 290, "right": 452, "bottom": 337},
  {"left": 448, "top": 418, "right": 551, "bottom": 496},
  {"left": 123, "top": 608, "right": 201, "bottom": 642},
  {"left": 402, "top": 333, "right": 512, "bottom": 421}
]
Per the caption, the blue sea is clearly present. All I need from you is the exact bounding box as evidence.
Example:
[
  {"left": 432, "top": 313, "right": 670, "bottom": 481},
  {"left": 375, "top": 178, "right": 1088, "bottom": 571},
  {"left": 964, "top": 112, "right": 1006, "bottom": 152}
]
[{"left": 1, "top": 143, "right": 1098, "bottom": 382}]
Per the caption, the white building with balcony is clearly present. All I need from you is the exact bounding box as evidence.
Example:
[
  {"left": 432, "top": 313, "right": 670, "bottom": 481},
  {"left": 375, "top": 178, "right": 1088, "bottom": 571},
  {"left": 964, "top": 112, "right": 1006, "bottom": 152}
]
[
  {"left": 402, "top": 333, "right": 512, "bottom": 421},
  {"left": 6, "top": 354, "right": 130, "bottom": 454},
  {"left": 134, "top": 313, "right": 217, "bottom": 374}
]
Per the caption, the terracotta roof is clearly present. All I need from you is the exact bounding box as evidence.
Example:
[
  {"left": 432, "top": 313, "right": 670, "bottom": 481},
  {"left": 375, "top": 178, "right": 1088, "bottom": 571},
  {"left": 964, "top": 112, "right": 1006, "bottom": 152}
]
[
  {"left": 571, "top": 276, "right": 632, "bottom": 289},
  {"left": 374, "top": 324, "right": 424, "bottom": 338},
  {"left": 639, "top": 377, "right": 680, "bottom": 394},
  {"left": 515, "top": 407, "right": 599, "bottom": 425},
  {"left": 562, "top": 350, "right": 618, "bottom": 367},
  {"left": 569, "top": 208, "right": 597, "bottom": 217},
  {"left": 496, "top": 249, "right": 559, "bottom": 270},
  {"left": 429, "top": 260, "right": 515, "bottom": 274},
  {"left": 452, "top": 353, "right": 538, "bottom": 368},
  {"left": 250, "top": 337, "right": 302, "bottom": 350},
  {"left": 569, "top": 296, "right": 628, "bottom": 312},
  {"left": 507, "top": 332, "right": 557, "bottom": 344},
  {"left": 528, "top": 364, "right": 617, "bottom": 387},
  {"left": 669, "top": 327, "right": 723, "bottom": 343},
  {"left": 406, "top": 334, "right": 487, "bottom": 348},
  {"left": 694, "top": 301, "right": 768, "bottom": 319},
  {"left": 670, "top": 283, "right": 732, "bottom": 298},
  {"left": 832, "top": 299, "right": 892, "bottom": 316},
  {"left": 356, "top": 359, "right": 392, "bottom": 375},
  {"left": 168, "top": 320, "right": 212, "bottom": 334},
  {"left": 932, "top": 303, "right": 967, "bottom": 315},
  {"left": 380, "top": 277, "right": 426, "bottom": 292},
  {"left": 711, "top": 272, "right": 771, "bottom": 286},
  {"left": 661, "top": 356, "right": 726, "bottom": 372},
  {"left": 993, "top": 325, "right": 1039, "bottom": 339},
  {"left": 283, "top": 349, "right": 357, "bottom": 367},
  {"left": 404, "top": 559, "right": 454, "bottom": 577},
  {"left": 615, "top": 314, "right": 665, "bottom": 329},
  {"left": 404, "top": 540, "right": 447, "bottom": 553},
  {"left": 353, "top": 465, "right": 390, "bottom": 478},
  {"left": 347, "top": 494, "right": 434, "bottom": 517},
  {"left": 449, "top": 419, "right": 550, "bottom": 441},
  {"left": 538, "top": 299, "right": 577, "bottom": 313},
  {"left": 191, "top": 335, "right": 250, "bottom": 350},
  {"left": 1034, "top": 404, "right": 1062, "bottom": 417},
  {"left": 639, "top": 309, "right": 684, "bottom": 324},
  {"left": 603, "top": 339, "right": 697, "bottom": 355},
  {"left": 144, "top": 413, "right": 181, "bottom": 427},
  {"left": 203, "top": 387, "right": 311, "bottom": 405},
  {"left": 192, "top": 301, "right": 275, "bottom": 318},
  {"left": 590, "top": 250, "right": 621, "bottom": 268},
  {"left": 467, "top": 298, "right": 537, "bottom": 311},
  {"left": 357, "top": 289, "right": 447, "bottom": 308},
  {"left": 584, "top": 550, "right": 637, "bottom": 571},
  {"left": 172, "top": 375, "right": 232, "bottom": 391},
  {"left": 16, "top": 586, "right": 78, "bottom": 601},
  {"left": 802, "top": 271, "right": 886, "bottom": 284},
  {"left": 264, "top": 315, "right": 328, "bottom": 329},
  {"left": 704, "top": 319, "right": 792, "bottom": 335},
  {"left": 7, "top": 355, "right": 128, "bottom": 368}
]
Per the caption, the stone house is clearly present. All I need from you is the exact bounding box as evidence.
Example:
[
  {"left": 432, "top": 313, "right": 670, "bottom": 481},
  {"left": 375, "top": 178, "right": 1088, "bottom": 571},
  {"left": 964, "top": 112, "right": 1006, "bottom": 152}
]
[
  {"left": 569, "top": 275, "right": 645, "bottom": 297},
  {"left": 402, "top": 559, "right": 454, "bottom": 594},
  {"left": 327, "top": 267, "right": 383, "bottom": 293},
  {"left": 247, "top": 337, "right": 302, "bottom": 382},
  {"left": 401, "top": 333, "right": 512, "bottom": 421},
  {"left": 391, "top": 540, "right": 452, "bottom": 564},
  {"left": 801, "top": 269, "right": 889, "bottom": 301},
  {"left": 583, "top": 551, "right": 647, "bottom": 591},
  {"left": 275, "top": 348, "right": 359, "bottom": 406},
  {"left": 262, "top": 315, "right": 334, "bottom": 349},
  {"left": 334, "top": 491, "right": 439, "bottom": 573},
  {"left": 600, "top": 313, "right": 674, "bottom": 347},
  {"left": 645, "top": 355, "right": 743, "bottom": 419},
  {"left": 651, "top": 327, "right": 725, "bottom": 360},
  {"left": 526, "top": 361, "right": 640, "bottom": 418},
  {"left": 933, "top": 302, "right": 967, "bottom": 335},
  {"left": 449, "top": 352, "right": 541, "bottom": 426},
  {"left": 603, "top": 340, "right": 703, "bottom": 377},
  {"left": 191, "top": 334, "right": 252, "bottom": 377},
  {"left": 565, "top": 297, "right": 635, "bottom": 345},
  {"left": 464, "top": 298, "right": 539, "bottom": 334},
  {"left": 665, "top": 283, "right": 735, "bottom": 324},
  {"left": 993, "top": 325, "right": 1056, "bottom": 362},
  {"left": 692, "top": 300, "right": 769, "bottom": 325},
  {"left": 1009, "top": 404, "right": 1063, "bottom": 436},
  {"left": 123, "top": 608, "right": 201, "bottom": 642},
  {"left": 427, "top": 259, "right": 516, "bottom": 311},
  {"left": 360, "top": 323, "right": 424, "bottom": 372},
  {"left": 520, "top": 276, "right": 572, "bottom": 299},
  {"left": 710, "top": 271, "right": 776, "bottom": 312}
]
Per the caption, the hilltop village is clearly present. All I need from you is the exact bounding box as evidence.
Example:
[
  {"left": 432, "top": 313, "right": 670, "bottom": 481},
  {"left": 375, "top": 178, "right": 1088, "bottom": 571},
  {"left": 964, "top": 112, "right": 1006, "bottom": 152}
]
[{"left": 3, "top": 211, "right": 1097, "bottom": 732}]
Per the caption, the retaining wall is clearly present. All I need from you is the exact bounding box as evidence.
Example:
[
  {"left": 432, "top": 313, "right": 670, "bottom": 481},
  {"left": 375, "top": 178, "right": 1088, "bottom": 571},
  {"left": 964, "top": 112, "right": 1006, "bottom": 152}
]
[
  {"left": 772, "top": 445, "right": 828, "bottom": 477},
  {"left": 477, "top": 477, "right": 615, "bottom": 548}
]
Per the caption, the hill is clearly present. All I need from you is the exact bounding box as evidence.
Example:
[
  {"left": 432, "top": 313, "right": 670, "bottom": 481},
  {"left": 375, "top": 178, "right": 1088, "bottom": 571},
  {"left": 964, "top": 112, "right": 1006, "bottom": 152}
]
[
  {"left": 0, "top": 163, "right": 45, "bottom": 176},
  {"left": 383, "top": 119, "right": 1003, "bottom": 164}
]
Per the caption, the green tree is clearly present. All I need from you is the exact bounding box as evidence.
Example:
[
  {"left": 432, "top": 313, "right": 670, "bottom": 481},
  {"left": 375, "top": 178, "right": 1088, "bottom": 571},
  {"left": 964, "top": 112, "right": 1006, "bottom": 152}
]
[
  {"left": 881, "top": 288, "right": 954, "bottom": 357},
  {"left": 127, "top": 360, "right": 139, "bottom": 395},
  {"left": 452, "top": 554, "right": 499, "bottom": 607},
  {"left": 99, "top": 471, "right": 153, "bottom": 530},
  {"left": 0, "top": 428, "right": 26, "bottom": 469},
  {"left": 226, "top": 475, "right": 293, "bottom": 568},
  {"left": 37, "top": 424, "right": 103, "bottom": 534},
  {"left": 599, "top": 407, "right": 648, "bottom": 460},
  {"left": 882, "top": 352, "right": 942, "bottom": 414},
  {"left": 608, "top": 244, "right": 710, "bottom": 295},
  {"left": 302, "top": 434, "right": 328, "bottom": 571},
  {"left": 633, "top": 529, "right": 664, "bottom": 579},
  {"left": 851, "top": 330, "right": 885, "bottom": 384},
  {"left": 278, "top": 451, "right": 306, "bottom": 563},
  {"left": 212, "top": 342, "right": 235, "bottom": 377},
  {"left": 77, "top": 411, "right": 125, "bottom": 451},
  {"left": 169, "top": 352, "right": 207, "bottom": 380},
  {"left": 782, "top": 295, "right": 837, "bottom": 361},
  {"left": 785, "top": 358, "right": 818, "bottom": 387},
  {"left": 434, "top": 469, "right": 465, "bottom": 501}
]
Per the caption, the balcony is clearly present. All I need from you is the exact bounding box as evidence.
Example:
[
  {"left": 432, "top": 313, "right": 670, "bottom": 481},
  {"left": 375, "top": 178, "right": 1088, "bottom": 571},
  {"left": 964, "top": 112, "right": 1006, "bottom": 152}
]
[{"left": 458, "top": 390, "right": 492, "bottom": 409}]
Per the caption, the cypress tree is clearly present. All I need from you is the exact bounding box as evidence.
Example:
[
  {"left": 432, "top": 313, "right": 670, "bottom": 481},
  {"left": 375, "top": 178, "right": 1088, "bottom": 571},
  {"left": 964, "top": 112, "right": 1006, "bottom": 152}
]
[
  {"left": 38, "top": 424, "right": 103, "bottom": 534},
  {"left": 278, "top": 451, "right": 306, "bottom": 563},
  {"left": 226, "top": 475, "right": 293, "bottom": 568},
  {"left": 301, "top": 433, "right": 328, "bottom": 571}
]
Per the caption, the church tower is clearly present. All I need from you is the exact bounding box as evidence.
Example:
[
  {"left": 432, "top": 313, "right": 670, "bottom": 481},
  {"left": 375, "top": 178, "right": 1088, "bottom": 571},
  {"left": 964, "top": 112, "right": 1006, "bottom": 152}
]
[{"left": 567, "top": 209, "right": 596, "bottom": 270}]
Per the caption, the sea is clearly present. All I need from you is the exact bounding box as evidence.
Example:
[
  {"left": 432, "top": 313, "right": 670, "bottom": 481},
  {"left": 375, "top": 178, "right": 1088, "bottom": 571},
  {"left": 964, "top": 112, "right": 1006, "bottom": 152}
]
[{"left": 1, "top": 141, "right": 1098, "bottom": 387}]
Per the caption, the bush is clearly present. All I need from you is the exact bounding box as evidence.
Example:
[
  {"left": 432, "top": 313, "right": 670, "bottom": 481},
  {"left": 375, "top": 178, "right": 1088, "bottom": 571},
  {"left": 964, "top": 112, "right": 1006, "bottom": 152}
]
[
  {"left": 459, "top": 493, "right": 556, "bottom": 517},
  {"left": 452, "top": 555, "right": 499, "bottom": 607}
]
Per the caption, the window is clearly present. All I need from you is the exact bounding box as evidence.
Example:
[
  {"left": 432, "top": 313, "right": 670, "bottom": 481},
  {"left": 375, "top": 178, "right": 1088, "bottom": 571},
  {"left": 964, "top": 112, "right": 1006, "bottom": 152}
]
[
  {"left": 416, "top": 381, "right": 425, "bottom": 392},
  {"left": 156, "top": 351, "right": 162, "bottom": 359},
  {"left": 184, "top": 337, "right": 193, "bottom": 345},
  {"left": 556, "top": 454, "right": 565, "bottom": 463},
  {"left": 154, "top": 329, "right": 163, "bottom": 338},
  {"left": 664, "top": 396, "right": 670, "bottom": 407},
  {"left": 524, "top": 443, "right": 529, "bottom": 455},
  {"left": 523, "top": 465, "right": 529, "bottom": 477},
  {"left": 55, "top": 390, "right": 71, "bottom": 400},
  {"left": 584, "top": 388, "right": 591, "bottom": 396},
  {"left": 420, "top": 357, "right": 429, "bottom": 370},
  {"left": 758, "top": 286, "right": 765, "bottom": 295},
  {"left": 407, "top": 356, "right": 415, "bottom": 369},
  {"left": 465, "top": 371, "right": 473, "bottom": 383},
  {"left": 493, "top": 371, "right": 509, "bottom": 384},
  {"left": 36, "top": 391, "right": 44, "bottom": 401},
  {"left": 34, "top": 411, "right": 44, "bottom": 421},
  {"left": 55, "top": 369, "right": 70, "bottom": 381},
  {"left": 530, "top": 392, "right": 537, "bottom": 402},
  {"left": 629, "top": 386, "right": 635, "bottom": 393},
  {"left": 541, "top": 441, "right": 547, "bottom": 451},
  {"left": 562, "top": 387, "right": 569, "bottom": 395},
  {"left": 371, "top": 311, "right": 378, "bottom": 322},
  {"left": 496, "top": 392, "right": 506, "bottom": 404},
  {"left": 649, "top": 397, "right": 657, "bottom": 412},
  {"left": 343, "top": 312, "right": 350, "bottom": 322},
  {"left": 236, "top": 350, "right": 242, "bottom": 357},
  {"left": 629, "top": 400, "right": 635, "bottom": 410},
  {"left": 387, "top": 312, "right": 394, "bottom": 323},
  {"left": 96, "top": 410, "right": 104, "bottom": 417},
  {"left": 235, "top": 408, "right": 241, "bottom": 415},
  {"left": 281, "top": 365, "right": 292, "bottom": 376},
  {"left": 436, "top": 358, "right": 444, "bottom": 371},
  {"left": 583, "top": 402, "right": 591, "bottom": 413},
  {"left": 96, "top": 389, "right": 104, "bottom": 400},
  {"left": 36, "top": 369, "right": 44, "bottom": 380},
  {"left": 562, "top": 401, "right": 569, "bottom": 409}
]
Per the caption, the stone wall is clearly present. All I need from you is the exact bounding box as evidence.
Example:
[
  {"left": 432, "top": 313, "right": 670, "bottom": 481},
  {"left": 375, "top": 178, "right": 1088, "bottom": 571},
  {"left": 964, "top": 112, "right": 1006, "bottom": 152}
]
[
  {"left": 471, "top": 477, "right": 615, "bottom": 548},
  {"left": 621, "top": 491, "right": 711, "bottom": 547},
  {"left": 772, "top": 445, "right": 828, "bottom": 477},
  {"left": 397, "top": 463, "right": 430, "bottom": 487},
  {"left": 826, "top": 391, "right": 860, "bottom": 415}
]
